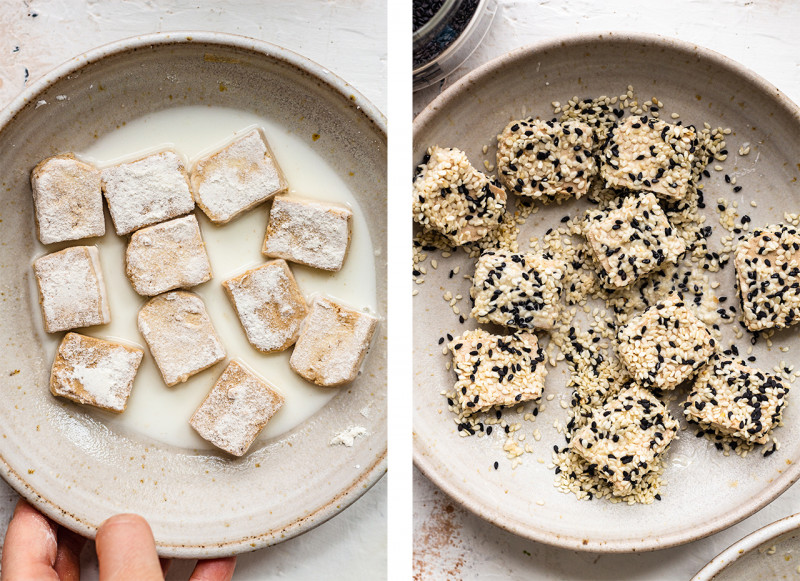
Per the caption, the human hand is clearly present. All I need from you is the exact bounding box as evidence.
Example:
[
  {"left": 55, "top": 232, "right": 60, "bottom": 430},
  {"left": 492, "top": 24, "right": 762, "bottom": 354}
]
[{"left": 1, "top": 499, "right": 236, "bottom": 581}]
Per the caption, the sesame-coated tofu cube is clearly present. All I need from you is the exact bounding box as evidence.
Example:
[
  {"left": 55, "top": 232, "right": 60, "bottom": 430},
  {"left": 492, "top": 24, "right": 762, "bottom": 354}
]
[
  {"left": 101, "top": 150, "right": 194, "bottom": 235},
  {"left": 190, "top": 360, "right": 284, "bottom": 456},
  {"left": 734, "top": 224, "right": 800, "bottom": 331},
  {"left": 262, "top": 195, "right": 352, "bottom": 272},
  {"left": 34, "top": 246, "right": 111, "bottom": 333},
  {"left": 191, "top": 129, "right": 288, "bottom": 224},
  {"left": 601, "top": 116, "right": 696, "bottom": 201},
  {"left": 412, "top": 146, "right": 507, "bottom": 246},
  {"left": 31, "top": 154, "right": 105, "bottom": 245},
  {"left": 125, "top": 214, "right": 212, "bottom": 296},
  {"left": 50, "top": 333, "right": 143, "bottom": 413},
  {"left": 289, "top": 296, "right": 377, "bottom": 387},
  {"left": 496, "top": 118, "right": 597, "bottom": 202},
  {"left": 223, "top": 259, "right": 308, "bottom": 353},
  {"left": 617, "top": 293, "right": 716, "bottom": 391},
  {"left": 470, "top": 248, "right": 564, "bottom": 330},
  {"left": 137, "top": 291, "right": 225, "bottom": 386},
  {"left": 583, "top": 191, "right": 686, "bottom": 288},
  {"left": 448, "top": 329, "right": 547, "bottom": 415},
  {"left": 684, "top": 355, "right": 788, "bottom": 445},
  {"left": 571, "top": 383, "right": 679, "bottom": 497}
]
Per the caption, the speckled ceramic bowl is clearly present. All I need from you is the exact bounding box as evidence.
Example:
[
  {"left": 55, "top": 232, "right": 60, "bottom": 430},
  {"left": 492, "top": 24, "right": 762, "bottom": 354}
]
[
  {"left": 0, "top": 32, "right": 386, "bottom": 558},
  {"left": 413, "top": 32, "right": 800, "bottom": 552},
  {"left": 693, "top": 513, "right": 800, "bottom": 580}
]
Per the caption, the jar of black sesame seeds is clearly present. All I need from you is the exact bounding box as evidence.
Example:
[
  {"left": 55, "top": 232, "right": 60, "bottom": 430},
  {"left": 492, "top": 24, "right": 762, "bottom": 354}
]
[{"left": 412, "top": 0, "right": 497, "bottom": 91}]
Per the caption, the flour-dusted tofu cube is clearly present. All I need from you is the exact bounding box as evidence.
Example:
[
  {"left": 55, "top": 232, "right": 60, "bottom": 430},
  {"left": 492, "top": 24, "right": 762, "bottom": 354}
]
[
  {"left": 470, "top": 248, "right": 564, "bottom": 330},
  {"left": 601, "top": 116, "right": 696, "bottom": 201},
  {"left": 125, "top": 214, "right": 212, "bottom": 296},
  {"left": 223, "top": 259, "right": 308, "bottom": 353},
  {"left": 617, "top": 293, "right": 716, "bottom": 391},
  {"left": 448, "top": 329, "right": 547, "bottom": 414},
  {"left": 50, "top": 333, "right": 143, "bottom": 413},
  {"left": 137, "top": 291, "right": 225, "bottom": 386},
  {"left": 583, "top": 191, "right": 686, "bottom": 288},
  {"left": 33, "top": 246, "right": 111, "bottom": 333},
  {"left": 190, "top": 360, "right": 284, "bottom": 456},
  {"left": 262, "top": 195, "right": 352, "bottom": 272},
  {"left": 496, "top": 118, "right": 597, "bottom": 202},
  {"left": 571, "top": 383, "right": 679, "bottom": 498},
  {"left": 191, "top": 129, "right": 288, "bottom": 224},
  {"left": 412, "top": 146, "right": 507, "bottom": 246},
  {"left": 735, "top": 224, "right": 800, "bottom": 331},
  {"left": 289, "top": 296, "right": 377, "bottom": 387},
  {"left": 31, "top": 154, "right": 104, "bottom": 244},
  {"left": 101, "top": 150, "right": 194, "bottom": 235},
  {"left": 684, "top": 355, "right": 789, "bottom": 445}
]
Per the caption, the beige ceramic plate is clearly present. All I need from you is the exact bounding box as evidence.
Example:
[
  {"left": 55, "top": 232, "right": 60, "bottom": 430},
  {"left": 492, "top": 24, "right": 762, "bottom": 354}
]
[
  {"left": 693, "top": 513, "right": 800, "bottom": 580},
  {"left": 413, "top": 33, "right": 800, "bottom": 552},
  {"left": 0, "top": 32, "right": 386, "bottom": 558}
]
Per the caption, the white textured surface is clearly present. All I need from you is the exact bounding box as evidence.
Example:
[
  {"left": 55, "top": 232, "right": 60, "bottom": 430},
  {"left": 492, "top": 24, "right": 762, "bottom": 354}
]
[
  {"left": 0, "top": 0, "right": 386, "bottom": 579},
  {"left": 413, "top": 1, "right": 800, "bottom": 579}
]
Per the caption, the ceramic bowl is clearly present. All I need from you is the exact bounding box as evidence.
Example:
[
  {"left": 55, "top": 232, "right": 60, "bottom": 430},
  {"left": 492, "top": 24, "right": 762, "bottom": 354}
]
[
  {"left": 413, "top": 32, "right": 800, "bottom": 552},
  {"left": 693, "top": 513, "right": 800, "bottom": 580},
  {"left": 0, "top": 32, "right": 386, "bottom": 558}
]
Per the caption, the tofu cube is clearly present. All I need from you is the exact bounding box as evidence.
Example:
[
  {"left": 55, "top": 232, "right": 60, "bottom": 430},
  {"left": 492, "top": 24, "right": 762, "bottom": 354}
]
[
  {"left": 191, "top": 129, "right": 288, "bottom": 224},
  {"left": 31, "top": 154, "right": 105, "bottom": 244},
  {"left": 470, "top": 248, "right": 564, "bottom": 330},
  {"left": 571, "top": 383, "right": 679, "bottom": 497},
  {"left": 223, "top": 259, "right": 308, "bottom": 353},
  {"left": 289, "top": 296, "right": 377, "bottom": 387},
  {"left": 101, "top": 150, "right": 194, "bottom": 235},
  {"left": 735, "top": 224, "right": 800, "bottom": 331},
  {"left": 601, "top": 116, "right": 696, "bottom": 201},
  {"left": 50, "top": 333, "right": 143, "bottom": 413},
  {"left": 190, "top": 360, "right": 284, "bottom": 456},
  {"left": 496, "top": 118, "right": 596, "bottom": 201},
  {"left": 125, "top": 214, "right": 212, "bottom": 296},
  {"left": 583, "top": 191, "right": 686, "bottom": 288},
  {"left": 34, "top": 246, "right": 111, "bottom": 333},
  {"left": 617, "top": 293, "right": 716, "bottom": 390},
  {"left": 137, "top": 291, "right": 225, "bottom": 386},
  {"left": 684, "top": 355, "right": 789, "bottom": 445},
  {"left": 262, "top": 195, "right": 352, "bottom": 271},
  {"left": 412, "top": 146, "right": 507, "bottom": 246},
  {"left": 448, "top": 329, "right": 547, "bottom": 415}
]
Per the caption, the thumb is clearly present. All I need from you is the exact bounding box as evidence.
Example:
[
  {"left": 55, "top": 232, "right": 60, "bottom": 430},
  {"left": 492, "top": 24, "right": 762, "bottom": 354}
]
[{"left": 96, "top": 514, "right": 163, "bottom": 581}]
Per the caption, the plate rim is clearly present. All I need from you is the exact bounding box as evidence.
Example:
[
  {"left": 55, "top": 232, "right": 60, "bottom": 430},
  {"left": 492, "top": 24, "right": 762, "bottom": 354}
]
[
  {"left": 412, "top": 30, "right": 800, "bottom": 553},
  {"left": 692, "top": 512, "right": 800, "bottom": 580},
  {"left": 0, "top": 30, "right": 387, "bottom": 558}
]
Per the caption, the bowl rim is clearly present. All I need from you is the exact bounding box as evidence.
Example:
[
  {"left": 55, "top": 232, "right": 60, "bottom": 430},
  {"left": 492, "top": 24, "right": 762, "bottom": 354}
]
[
  {"left": 692, "top": 512, "right": 800, "bottom": 580},
  {"left": 412, "top": 30, "right": 800, "bottom": 553},
  {"left": 0, "top": 30, "right": 387, "bottom": 558}
]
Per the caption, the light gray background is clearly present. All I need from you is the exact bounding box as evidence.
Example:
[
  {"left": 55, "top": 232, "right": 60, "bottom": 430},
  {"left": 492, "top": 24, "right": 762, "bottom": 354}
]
[
  {"left": 0, "top": 1, "right": 387, "bottom": 579},
  {"left": 413, "top": 1, "right": 800, "bottom": 579}
]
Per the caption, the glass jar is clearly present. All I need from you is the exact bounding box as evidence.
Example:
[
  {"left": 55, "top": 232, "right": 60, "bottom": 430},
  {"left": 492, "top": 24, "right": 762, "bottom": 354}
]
[{"left": 412, "top": 0, "right": 498, "bottom": 91}]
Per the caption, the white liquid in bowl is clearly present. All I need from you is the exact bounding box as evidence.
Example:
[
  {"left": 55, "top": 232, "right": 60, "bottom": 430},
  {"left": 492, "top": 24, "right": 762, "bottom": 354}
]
[{"left": 33, "top": 105, "right": 378, "bottom": 450}]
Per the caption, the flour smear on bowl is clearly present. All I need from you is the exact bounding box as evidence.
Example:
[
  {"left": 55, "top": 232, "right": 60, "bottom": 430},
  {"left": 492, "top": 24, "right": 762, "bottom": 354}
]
[{"left": 30, "top": 105, "right": 378, "bottom": 450}]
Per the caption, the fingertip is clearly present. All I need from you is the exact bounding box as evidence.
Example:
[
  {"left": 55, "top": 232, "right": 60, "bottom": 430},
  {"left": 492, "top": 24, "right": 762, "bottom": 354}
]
[
  {"left": 99, "top": 512, "right": 151, "bottom": 530},
  {"left": 12, "top": 498, "right": 42, "bottom": 520},
  {"left": 2, "top": 498, "right": 59, "bottom": 580},
  {"left": 96, "top": 512, "right": 162, "bottom": 580},
  {"left": 189, "top": 556, "right": 237, "bottom": 581},
  {"left": 8, "top": 497, "right": 56, "bottom": 542},
  {"left": 11, "top": 497, "right": 30, "bottom": 515}
]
